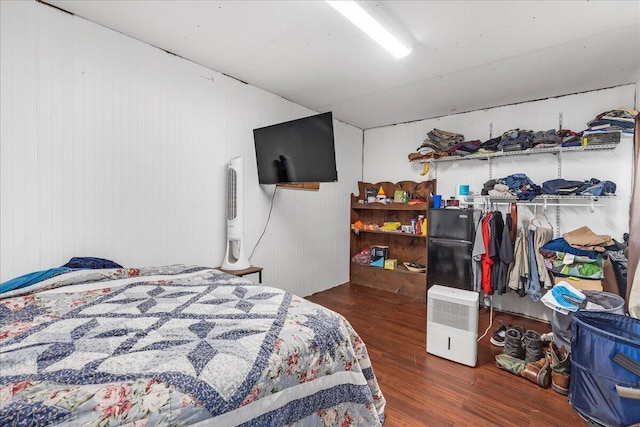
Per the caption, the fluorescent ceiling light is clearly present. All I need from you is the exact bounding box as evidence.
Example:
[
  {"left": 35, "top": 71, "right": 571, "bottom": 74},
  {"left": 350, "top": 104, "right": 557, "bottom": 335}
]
[{"left": 327, "top": 1, "right": 411, "bottom": 59}]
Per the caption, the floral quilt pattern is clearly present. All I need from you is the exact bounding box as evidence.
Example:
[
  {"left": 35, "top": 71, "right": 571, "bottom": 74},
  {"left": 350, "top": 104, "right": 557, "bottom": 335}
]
[{"left": 0, "top": 266, "right": 385, "bottom": 426}]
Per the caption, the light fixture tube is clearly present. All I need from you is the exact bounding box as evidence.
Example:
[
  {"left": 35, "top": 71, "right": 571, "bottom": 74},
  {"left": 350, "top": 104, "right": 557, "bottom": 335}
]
[{"left": 327, "top": 1, "right": 411, "bottom": 59}]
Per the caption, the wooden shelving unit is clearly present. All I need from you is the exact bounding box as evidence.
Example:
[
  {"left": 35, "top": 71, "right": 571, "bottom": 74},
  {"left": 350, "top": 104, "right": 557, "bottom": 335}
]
[{"left": 350, "top": 180, "right": 436, "bottom": 299}]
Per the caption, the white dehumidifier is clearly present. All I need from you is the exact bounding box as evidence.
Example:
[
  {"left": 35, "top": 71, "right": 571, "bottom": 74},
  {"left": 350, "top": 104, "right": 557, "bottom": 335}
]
[{"left": 426, "top": 285, "right": 479, "bottom": 367}]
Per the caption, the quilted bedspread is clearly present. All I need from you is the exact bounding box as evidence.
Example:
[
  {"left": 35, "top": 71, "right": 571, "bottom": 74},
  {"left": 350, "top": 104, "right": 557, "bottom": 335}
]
[{"left": 0, "top": 266, "right": 385, "bottom": 426}]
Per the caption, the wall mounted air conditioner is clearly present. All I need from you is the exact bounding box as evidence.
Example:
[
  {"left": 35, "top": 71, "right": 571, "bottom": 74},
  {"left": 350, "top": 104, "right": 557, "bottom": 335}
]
[{"left": 426, "top": 285, "right": 479, "bottom": 367}]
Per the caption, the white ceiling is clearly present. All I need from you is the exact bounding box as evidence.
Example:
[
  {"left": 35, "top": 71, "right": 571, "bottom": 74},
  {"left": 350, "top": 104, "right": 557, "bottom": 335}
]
[{"left": 47, "top": 0, "right": 640, "bottom": 130}]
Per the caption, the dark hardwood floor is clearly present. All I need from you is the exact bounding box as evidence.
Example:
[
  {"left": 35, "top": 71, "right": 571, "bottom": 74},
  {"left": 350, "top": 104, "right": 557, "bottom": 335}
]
[{"left": 305, "top": 283, "right": 585, "bottom": 427}]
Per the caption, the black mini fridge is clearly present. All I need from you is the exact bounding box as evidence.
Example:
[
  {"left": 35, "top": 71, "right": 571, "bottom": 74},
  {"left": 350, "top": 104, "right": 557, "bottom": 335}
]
[{"left": 427, "top": 208, "right": 481, "bottom": 291}]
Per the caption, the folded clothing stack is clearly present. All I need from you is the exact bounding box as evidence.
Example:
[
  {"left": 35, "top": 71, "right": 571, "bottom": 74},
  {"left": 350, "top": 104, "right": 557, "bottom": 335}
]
[
  {"left": 481, "top": 174, "right": 542, "bottom": 200},
  {"left": 563, "top": 226, "right": 614, "bottom": 252},
  {"left": 498, "top": 129, "right": 534, "bottom": 152},
  {"left": 417, "top": 128, "right": 465, "bottom": 152},
  {"left": 542, "top": 178, "right": 616, "bottom": 196},
  {"left": 583, "top": 106, "right": 637, "bottom": 145},
  {"left": 539, "top": 226, "right": 613, "bottom": 281},
  {"left": 531, "top": 129, "right": 561, "bottom": 148},
  {"left": 586, "top": 107, "right": 638, "bottom": 130}
]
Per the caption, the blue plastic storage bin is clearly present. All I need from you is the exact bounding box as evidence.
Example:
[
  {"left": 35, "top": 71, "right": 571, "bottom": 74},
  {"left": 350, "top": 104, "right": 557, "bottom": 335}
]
[{"left": 569, "top": 311, "right": 640, "bottom": 427}]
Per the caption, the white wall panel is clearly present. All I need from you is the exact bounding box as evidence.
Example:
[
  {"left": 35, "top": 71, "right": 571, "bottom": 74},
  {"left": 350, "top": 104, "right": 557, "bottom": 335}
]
[
  {"left": 364, "top": 85, "right": 635, "bottom": 320},
  {"left": 0, "top": 0, "right": 362, "bottom": 298}
]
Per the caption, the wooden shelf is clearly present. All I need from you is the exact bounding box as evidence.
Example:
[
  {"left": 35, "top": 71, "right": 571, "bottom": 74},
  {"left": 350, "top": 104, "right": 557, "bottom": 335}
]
[
  {"left": 350, "top": 263, "right": 427, "bottom": 299},
  {"left": 349, "top": 180, "right": 436, "bottom": 300},
  {"left": 351, "top": 262, "right": 426, "bottom": 275},
  {"left": 353, "top": 229, "right": 427, "bottom": 238},
  {"left": 276, "top": 183, "right": 319, "bottom": 190},
  {"left": 351, "top": 202, "right": 428, "bottom": 211}
]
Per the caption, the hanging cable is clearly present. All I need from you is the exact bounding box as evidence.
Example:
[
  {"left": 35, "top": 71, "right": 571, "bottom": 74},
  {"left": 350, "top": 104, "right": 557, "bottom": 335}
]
[{"left": 249, "top": 186, "right": 278, "bottom": 260}]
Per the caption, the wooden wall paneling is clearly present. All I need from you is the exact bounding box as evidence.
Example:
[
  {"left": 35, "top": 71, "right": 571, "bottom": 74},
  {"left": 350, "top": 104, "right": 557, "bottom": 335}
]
[{"left": 0, "top": 1, "right": 363, "bottom": 301}]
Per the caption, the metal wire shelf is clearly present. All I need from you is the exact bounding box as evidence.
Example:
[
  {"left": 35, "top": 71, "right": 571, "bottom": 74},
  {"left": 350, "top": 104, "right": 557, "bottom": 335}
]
[{"left": 419, "top": 144, "right": 618, "bottom": 163}]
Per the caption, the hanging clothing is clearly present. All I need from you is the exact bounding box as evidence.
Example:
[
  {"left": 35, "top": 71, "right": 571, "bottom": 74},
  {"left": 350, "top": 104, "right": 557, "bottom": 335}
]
[
  {"left": 509, "top": 203, "right": 518, "bottom": 244},
  {"left": 481, "top": 212, "right": 494, "bottom": 295},
  {"left": 489, "top": 211, "right": 505, "bottom": 294},
  {"left": 529, "top": 213, "right": 555, "bottom": 290},
  {"left": 472, "top": 219, "right": 486, "bottom": 293},
  {"left": 526, "top": 229, "right": 542, "bottom": 301},
  {"left": 534, "top": 227, "right": 554, "bottom": 289},
  {"left": 494, "top": 214, "right": 514, "bottom": 295},
  {"left": 508, "top": 226, "right": 529, "bottom": 297}
]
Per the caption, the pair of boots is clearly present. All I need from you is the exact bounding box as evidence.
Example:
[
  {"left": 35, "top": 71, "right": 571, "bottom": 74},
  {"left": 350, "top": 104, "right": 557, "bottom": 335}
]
[
  {"left": 496, "top": 327, "right": 550, "bottom": 388},
  {"left": 503, "top": 327, "right": 544, "bottom": 362}
]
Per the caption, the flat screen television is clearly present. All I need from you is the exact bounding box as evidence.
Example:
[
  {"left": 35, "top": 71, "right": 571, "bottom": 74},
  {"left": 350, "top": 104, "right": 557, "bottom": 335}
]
[{"left": 253, "top": 112, "right": 338, "bottom": 184}]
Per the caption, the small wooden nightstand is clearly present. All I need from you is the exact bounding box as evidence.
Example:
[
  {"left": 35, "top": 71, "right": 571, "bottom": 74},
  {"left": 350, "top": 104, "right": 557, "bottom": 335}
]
[{"left": 217, "top": 266, "right": 263, "bottom": 283}]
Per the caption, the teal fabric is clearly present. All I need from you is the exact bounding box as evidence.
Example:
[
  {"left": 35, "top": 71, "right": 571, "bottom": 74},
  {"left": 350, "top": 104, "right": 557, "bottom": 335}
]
[{"left": 0, "top": 267, "right": 71, "bottom": 294}]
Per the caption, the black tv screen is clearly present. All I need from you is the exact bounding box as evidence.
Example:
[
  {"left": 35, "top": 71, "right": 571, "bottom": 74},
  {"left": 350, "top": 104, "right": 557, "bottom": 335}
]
[{"left": 253, "top": 112, "right": 338, "bottom": 184}]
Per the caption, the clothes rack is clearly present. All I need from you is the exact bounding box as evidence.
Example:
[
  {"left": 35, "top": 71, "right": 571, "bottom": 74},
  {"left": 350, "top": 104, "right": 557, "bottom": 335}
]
[
  {"left": 464, "top": 195, "right": 609, "bottom": 239},
  {"left": 464, "top": 196, "right": 606, "bottom": 212}
]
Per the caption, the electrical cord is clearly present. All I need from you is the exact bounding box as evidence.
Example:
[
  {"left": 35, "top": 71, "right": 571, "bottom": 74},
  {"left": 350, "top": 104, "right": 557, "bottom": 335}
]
[
  {"left": 477, "top": 295, "right": 494, "bottom": 342},
  {"left": 249, "top": 186, "right": 278, "bottom": 260}
]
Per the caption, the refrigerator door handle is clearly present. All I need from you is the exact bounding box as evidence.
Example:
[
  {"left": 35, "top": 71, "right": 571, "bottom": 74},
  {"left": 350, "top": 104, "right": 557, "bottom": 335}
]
[{"left": 428, "top": 237, "right": 472, "bottom": 245}]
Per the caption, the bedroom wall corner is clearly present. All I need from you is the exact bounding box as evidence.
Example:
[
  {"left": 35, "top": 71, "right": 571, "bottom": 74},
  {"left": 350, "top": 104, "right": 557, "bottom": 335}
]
[{"left": 0, "top": 0, "right": 364, "bottom": 296}]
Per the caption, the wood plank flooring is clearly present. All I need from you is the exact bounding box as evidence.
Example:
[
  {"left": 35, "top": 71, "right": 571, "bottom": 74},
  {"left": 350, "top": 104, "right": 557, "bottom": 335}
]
[{"left": 305, "top": 283, "right": 585, "bottom": 427}]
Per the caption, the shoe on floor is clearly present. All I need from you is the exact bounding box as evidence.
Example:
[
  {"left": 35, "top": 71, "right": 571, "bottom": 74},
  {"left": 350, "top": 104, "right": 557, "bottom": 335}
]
[
  {"left": 524, "top": 330, "right": 544, "bottom": 362},
  {"left": 540, "top": 331, "right": 554, "bottom": 342},
  {"left": 490, "top": 324, "right": 509, "bottom": 347},
  {"left": 503, "top": 326, "right": 526, "bottom": 360}
]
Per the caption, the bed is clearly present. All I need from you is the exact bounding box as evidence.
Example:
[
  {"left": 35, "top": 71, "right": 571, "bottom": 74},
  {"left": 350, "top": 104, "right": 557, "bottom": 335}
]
[{"left": 0, "top": 265, "right": 385, "bottom": 426}]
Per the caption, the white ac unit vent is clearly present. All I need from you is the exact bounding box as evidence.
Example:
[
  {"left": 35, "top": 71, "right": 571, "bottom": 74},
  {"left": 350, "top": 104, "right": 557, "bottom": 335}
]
[
  {"left": 227, "top": 167, "right": 238, "bottom": 221},
  {"left": 427, "top": 285, "right": 479, "bottom": 367}
]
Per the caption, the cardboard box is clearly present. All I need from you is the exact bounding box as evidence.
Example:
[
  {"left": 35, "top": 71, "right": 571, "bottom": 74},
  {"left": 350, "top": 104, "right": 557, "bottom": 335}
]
[
  {"left": 553, "top": 275, "right": 603, "bottom": 291},
  {"left": 384, "top": 259, "right": 397, "bottom": 270},
  {"left": 394, "top": 190, "right": 407, "bottom": 204}
]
